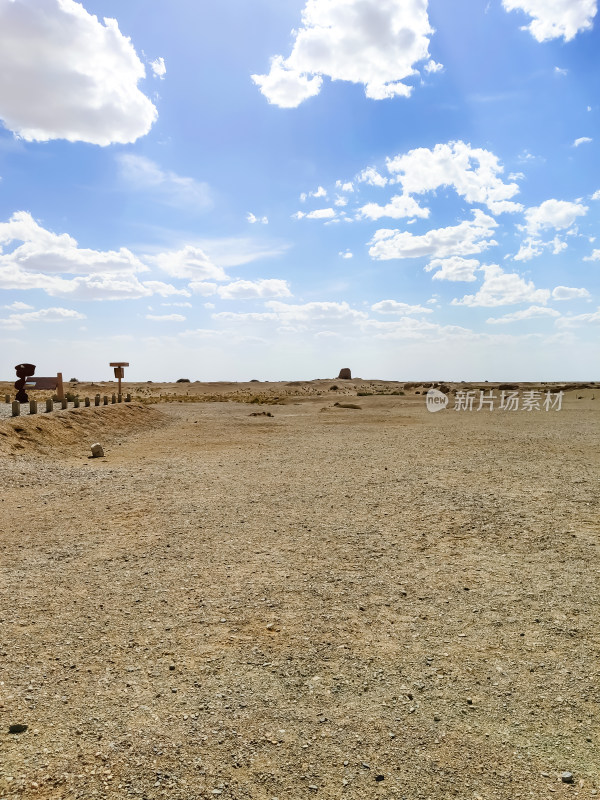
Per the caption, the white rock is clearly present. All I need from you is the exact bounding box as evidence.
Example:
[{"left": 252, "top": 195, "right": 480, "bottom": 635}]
[{"left": 91, "top": 443, "right": 104, "bottom": 458}]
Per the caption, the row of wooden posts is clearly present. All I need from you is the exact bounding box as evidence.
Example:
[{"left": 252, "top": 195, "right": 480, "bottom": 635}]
[{"left": 6, "top": 393, "right": 132, "bottom": 417}]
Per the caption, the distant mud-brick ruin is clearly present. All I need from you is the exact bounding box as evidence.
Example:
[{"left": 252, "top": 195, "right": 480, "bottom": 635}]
[{"left": 337, "top": 367, "right": 352, "bottom": 379}]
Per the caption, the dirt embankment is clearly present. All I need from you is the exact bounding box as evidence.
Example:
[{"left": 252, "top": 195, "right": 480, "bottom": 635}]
[{"left": 0, "top": 403, "right": 165, "bottom": 458}]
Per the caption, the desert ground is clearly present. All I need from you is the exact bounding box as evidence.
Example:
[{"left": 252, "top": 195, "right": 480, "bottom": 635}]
[{"left": 0, "top": 380, "right": 598, "bottom": 799}]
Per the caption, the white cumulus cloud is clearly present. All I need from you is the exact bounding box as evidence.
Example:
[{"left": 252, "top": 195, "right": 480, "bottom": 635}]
[
  {"left": 0, "top": 305, "right": 86, "bottom": 329},
  {"left": 14, "top": 306, "right": 86, "bottom": 322},
  {"left": 300, "top": 186, "right": 328, "bottom": 201},
  {"left": 573, "top": 136, "right": 593, "bottom": 147},
  {"left": 513, "top": 239, "right": 544, "bottom": 262},
  {"left": 266, "top": 300, "right": 368, "bottom": 324},
  {"left": 515, "top": 198, "right": 589, "bottom": 261},
  {"left": 152, "top": 245, "right": 228, "bottom": 281},
  {"left": 216, "top": 279, "right": 292, "bottom": 300},
  {"left": 294, "top": 208, "right": 337, "bottom": 220},
  {"left": 552, "top": 285, "right": 591, "bottom": 300},
  {"left": 555, "top": 307, "right": 600, "bottom": 327},
  {"left": 0, "top": 211, "right": 188, "bottom": 301},
  {"left": 308, "top": 207, "right": 336, "bottom": 219},
  {"left": 150, "top": 57, "right": 166, "bottom": 79},
  {"left": 359, "top": 194, "right": 429, "bottom": 220},
  {"left": 63, "top": 275, "right": 163, "bottom": 301},
  {"left": 502, "top": 0, "right": 597, "bottom": 42},
  {"left": 251, "top": 55, "right": 322, "bottom": 108},
  {"left": 247, "top": 212, "right": 269, "bottom": 224},
  {"left": 424, "top": 59, "right": 443, "bottom": 73},
  {"left": 369, "top": 210, "right": 497, "bottom": 260},
  {"left": 386, "top": 141, "right": 523, "bottom": 214},
  {"left": 0, "top": 211, "right": 147, "bottom": 275},
  {"left": 357, "top": 167, "right": 389, "bottom": 187},
  {"left": 451, "top": 264, "right": 550, "bottom": 307},
  {"left": 425, "top": 256, "right": 480, "bottom": 282},
  {"left": 142, "top": 281, "right": 191, "bottom": 298},
  {"left": 252, "top": 0, "right": 436, "bottom": 107},
  {"left": 0, "top": 0, "right": 156, "bottom": 145},
  {"left": 0, "top": 259, "right": 142, "bottom": 299},
  {"left": 486, "top": 305, "right": 560, "bottom": 324},
  {"left": 189, "top": 282, "right": 218, "bottom": 297}
]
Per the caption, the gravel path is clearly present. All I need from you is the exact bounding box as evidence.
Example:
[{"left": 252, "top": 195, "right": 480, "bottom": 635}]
[{"left": 0, "top": 396, "right": 598, "bottom": 799}]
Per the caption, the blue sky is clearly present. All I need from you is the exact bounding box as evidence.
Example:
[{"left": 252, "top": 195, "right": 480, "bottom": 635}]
[{"left": 0, "top": 0, "right": 598, "bottom": 381}]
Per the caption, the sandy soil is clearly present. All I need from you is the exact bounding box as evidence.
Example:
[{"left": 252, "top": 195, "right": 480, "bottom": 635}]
[{"left": 0, "top": 382, "right": 598, "bottom": 799}]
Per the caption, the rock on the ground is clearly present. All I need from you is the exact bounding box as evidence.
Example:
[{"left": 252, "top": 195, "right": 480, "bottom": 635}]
[
  {"left": 91, "top": 443, "right": 104, "bottom": 458},
  {"left": 8, "top": 723, "right": 28, "bottom": 734}
]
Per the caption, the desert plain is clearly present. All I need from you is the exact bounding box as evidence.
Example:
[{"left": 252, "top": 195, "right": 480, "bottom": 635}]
[{"left": 0, "top": 378, "right": 598, "bottom": 800}]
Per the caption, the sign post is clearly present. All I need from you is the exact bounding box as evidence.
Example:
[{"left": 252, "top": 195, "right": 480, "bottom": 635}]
[
  {"left": 25, "top": 373, "right": 64, "bottom": 400},
  {"left": 110, "top": 362, "right": 129, "bottom": 397}
]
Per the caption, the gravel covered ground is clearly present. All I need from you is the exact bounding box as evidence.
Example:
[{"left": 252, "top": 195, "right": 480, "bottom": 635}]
[{"left": 0, "top": 387, "right": 598, "bottom": 799}]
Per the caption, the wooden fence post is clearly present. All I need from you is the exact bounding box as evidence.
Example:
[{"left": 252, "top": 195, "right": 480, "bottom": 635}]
[
  {"left": 85, "top": 397, "right": 90, "bottom": 407},
  {"left": 29, "top": 400, "right": 37, "bottom": 415},
  {"left": 55, "top": 372, "right": 65, "bottom": 401},
  {"left": 111, "top": 394, "right": 116, "bottom": 404},
  {"left": 12, "top": 401, "right": 20, "bottom": 416},
  {"left": 46, "top": 398, "right": 53, "bottom": 413},
  {"left": 61, "top": 398, "right": 67, "bottom": 410},
  {"left": 103, "top": 396, "right": 108, "bottom": 405},
  {"left": 126, "top": 393, "right": 132, "bottom": 402},
  {"left": 118, "top": 394, "right": 122, "bottom": 403},
  {"left": 74, "top": 397, "right": 80, "bottom": 408},
  {"left": 95, "top": 394, "right": 100, "bottom": 406},
  {"left": 4, "top": 394, "right": 10, "bottom": 404}
]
